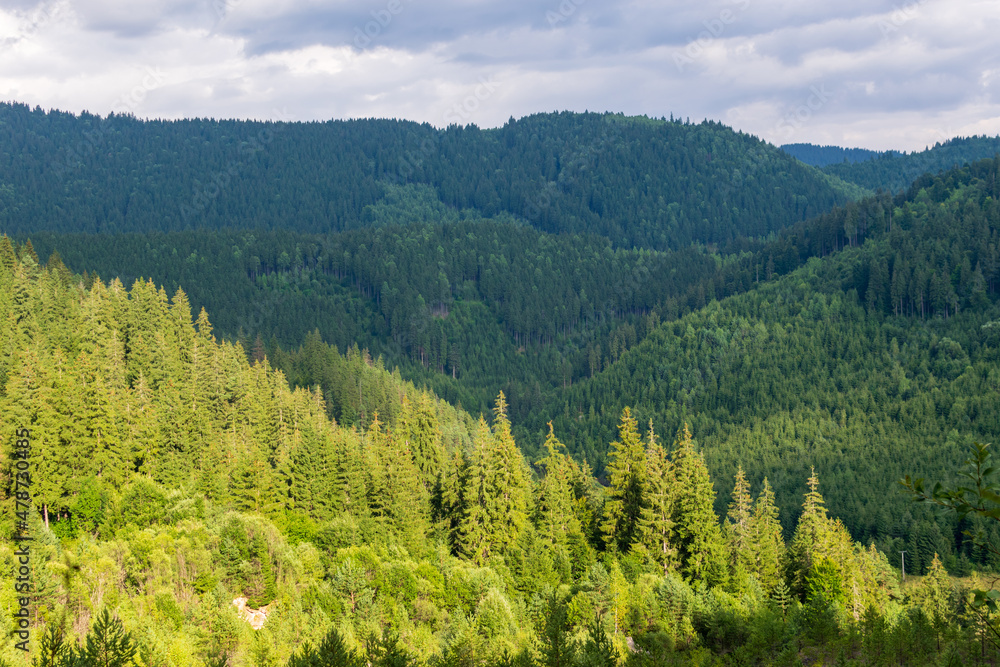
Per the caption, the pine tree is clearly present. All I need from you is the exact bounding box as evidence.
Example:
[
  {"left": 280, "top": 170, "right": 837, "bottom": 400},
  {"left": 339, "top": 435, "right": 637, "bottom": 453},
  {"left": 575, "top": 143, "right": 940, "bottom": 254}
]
[
  {"left": 80, "top": 608, "right": 138, "bottom": 667},
  {"left": 31, "top": 622, "right": 71, "bottom": 667}
]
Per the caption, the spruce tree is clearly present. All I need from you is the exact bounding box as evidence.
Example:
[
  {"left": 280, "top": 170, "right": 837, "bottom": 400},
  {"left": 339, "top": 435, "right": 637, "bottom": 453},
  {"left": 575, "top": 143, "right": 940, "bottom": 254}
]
[
  {"left": 398, "top": 391, "right": 444, "bottom": 491},
  {"left": 789, "top": 468, "right": 830, "bottom": 595},
  {"left": 600, "top": 407, "right": 646, "bottom": 553},
  {"left": 725, "top": 466, "right": 754, "bottom": 584},
  {"left": 633, "top": 420, "right": 676, "bottom": 573},
  {"left": 670, "top": 424, "right": 728, "bottom": 586},
  {"left": 750, "top": 478, "right": 787, "bottom": 593},
  {"left": 458, "top": 418, "right": 495, "bottom": 563},
  {"left": 914, "top": 553, "right": 953, "bottom": 651},
  {"left": 287, "top": 626, "right": 362, "bottom": 667},
  {"left": 534, "top": 422, "right": 580, "bottom": 547}
]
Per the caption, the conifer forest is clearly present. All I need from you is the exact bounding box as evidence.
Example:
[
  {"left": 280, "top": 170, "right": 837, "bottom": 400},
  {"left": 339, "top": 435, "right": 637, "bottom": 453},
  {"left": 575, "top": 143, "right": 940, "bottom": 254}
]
[{"left": 2, "top": 103, "right": 1000, "bottom": 665}]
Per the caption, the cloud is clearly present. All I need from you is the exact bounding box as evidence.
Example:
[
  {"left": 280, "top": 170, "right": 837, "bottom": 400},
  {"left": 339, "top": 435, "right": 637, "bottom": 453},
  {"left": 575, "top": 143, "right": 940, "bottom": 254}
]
[{"left": 0, "top": 0, "right": 997, "bottom": 150}]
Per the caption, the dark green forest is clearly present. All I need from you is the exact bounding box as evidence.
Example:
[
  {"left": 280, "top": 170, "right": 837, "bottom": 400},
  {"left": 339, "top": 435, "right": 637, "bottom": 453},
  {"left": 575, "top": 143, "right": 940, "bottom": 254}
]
[
  {"left": 0, "top": 102, "right": 858, "bottom": 248},
  {"left": 2, "top": 106, "right": 1000, "bottom": 665},
  {"left": 820, "top": 135, "right": 1000, "bottom": 193},
  {"left": 780, "top": 144, "right": 884, "bottom": 168},
  {"left": 1, "top": 246, "right": 997, "bottom": 665}
]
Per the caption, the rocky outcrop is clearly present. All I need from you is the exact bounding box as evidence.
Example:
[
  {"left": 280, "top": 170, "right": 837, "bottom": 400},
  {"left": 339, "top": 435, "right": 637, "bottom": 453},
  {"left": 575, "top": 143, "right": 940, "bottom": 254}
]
[{"left": 232, "top": 597, "right": 269, "bottom": 630}]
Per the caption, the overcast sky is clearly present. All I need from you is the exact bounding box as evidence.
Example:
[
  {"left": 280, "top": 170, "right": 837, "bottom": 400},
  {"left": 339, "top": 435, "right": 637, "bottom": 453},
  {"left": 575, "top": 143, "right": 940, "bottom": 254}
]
[{"left": 1, "top": 0, "right": 997, "bottom": 151}]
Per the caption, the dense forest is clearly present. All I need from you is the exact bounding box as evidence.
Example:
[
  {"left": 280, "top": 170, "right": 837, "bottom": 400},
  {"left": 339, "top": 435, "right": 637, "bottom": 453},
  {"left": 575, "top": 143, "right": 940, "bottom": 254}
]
[
  {"left": 821, "top": 135, "right": 1000, "bottom": 193},
  {"left": 3, "top": 104, "right": 1000, "bottom": 664},
  {"left": 1, "top": 246, "right": 998, "bottom": 665},
  {"left": 0, "top": 103, "right": 858, "bottom": 249},
  {"left": 780, "top": 144, "right": 884, "bottom": 168}
]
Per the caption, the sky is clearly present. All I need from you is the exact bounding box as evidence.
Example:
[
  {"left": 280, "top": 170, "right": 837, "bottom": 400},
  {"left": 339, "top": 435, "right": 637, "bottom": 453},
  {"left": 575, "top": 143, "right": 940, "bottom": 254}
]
[{"left": 0, "top": 0, "right": 998, "bottom": 151}]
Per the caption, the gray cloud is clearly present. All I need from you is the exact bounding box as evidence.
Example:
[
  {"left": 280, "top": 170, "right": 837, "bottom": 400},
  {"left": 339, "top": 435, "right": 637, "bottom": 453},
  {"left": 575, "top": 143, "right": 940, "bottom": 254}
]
[{"left": 0, "top": 0, "right": 997, "bottom": 150}]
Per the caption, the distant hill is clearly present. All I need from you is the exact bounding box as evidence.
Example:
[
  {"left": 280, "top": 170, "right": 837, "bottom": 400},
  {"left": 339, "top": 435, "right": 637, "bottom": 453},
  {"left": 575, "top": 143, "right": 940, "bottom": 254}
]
[
  {"left": 780, "top": 142, "right": 885, "bottom": 167},
  {"left": 0, "top": 103, "right": 854, "bottom": 250},
  {"left": 538, "top": 156, "right": 1000, "bottom": 555},
  {"left": 821, "top": 135, "right": 1000, "bottom": 193}
]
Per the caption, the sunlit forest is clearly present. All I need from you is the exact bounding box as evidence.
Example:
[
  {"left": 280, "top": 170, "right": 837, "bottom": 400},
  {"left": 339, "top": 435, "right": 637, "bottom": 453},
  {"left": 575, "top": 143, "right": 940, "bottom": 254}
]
[{"left": 2, "top": 106, "right": 1000, "bottom": 665}]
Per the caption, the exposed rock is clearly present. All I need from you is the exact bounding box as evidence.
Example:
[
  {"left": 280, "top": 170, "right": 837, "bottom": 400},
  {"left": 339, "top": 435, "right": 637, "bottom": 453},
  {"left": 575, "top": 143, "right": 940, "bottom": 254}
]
[{"left": 232, "top": 597, "right": 269, "bottom": 630}]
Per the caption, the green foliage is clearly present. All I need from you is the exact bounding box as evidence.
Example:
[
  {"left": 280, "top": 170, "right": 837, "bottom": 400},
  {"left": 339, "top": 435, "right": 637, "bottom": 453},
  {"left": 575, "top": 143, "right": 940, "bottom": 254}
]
[
  {"left": 822, "top": 135, "right": 1000, "bottom": 192},
  {"left": 288, "top": 626, "right": 362, "bottom": 667},
  {"left": 4, "top": 125, "right": 1000, "bottom": 667},
  {"left": 78, "top": 609, "right": 138, "bottom": 667}
]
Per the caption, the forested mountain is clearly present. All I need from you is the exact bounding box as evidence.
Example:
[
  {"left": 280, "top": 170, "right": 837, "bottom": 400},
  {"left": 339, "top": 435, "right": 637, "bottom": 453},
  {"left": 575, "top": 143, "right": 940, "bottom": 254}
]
[
  {"left": 3, "top": 101, "right": 1000, "bottom": 664},
  {"left": 821, "top": 135, "right": 1000, "bottom": 193},
  {"left": 0, "top": 246, "right": 994, "bottom": 664},
  {"left": 780, "top": 143, "right": 884, "bottom": 167},
  {"left": 538, "top": 156, "right": 1000, "bottom": 575},
  {"left": 26, "top": 213, "right": 749, "bottom": 420},
  {"left": 0, "top": 103, "right": 855, "bottom": 249}
]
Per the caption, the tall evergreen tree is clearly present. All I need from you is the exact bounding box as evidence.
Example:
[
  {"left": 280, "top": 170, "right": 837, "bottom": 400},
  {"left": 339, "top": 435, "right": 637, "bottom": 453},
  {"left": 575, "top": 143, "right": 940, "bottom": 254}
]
[
  {"left": 670, "top": 424, "right": 728, "bottom": 586},
  {"left": 725, "top": 466, "right": 754, "bottom": 584},
  {"left": 600, "top": 407, "right": 646, "bottom": 553},
  {"left": 634, "top": 420, "right": 677, "bottom": 573},
  {"left": 534, "top": 422, "right": 580, "bottom": 547},
  {"left": 750, "top": 478, "right": 787, "bottom": 592}
]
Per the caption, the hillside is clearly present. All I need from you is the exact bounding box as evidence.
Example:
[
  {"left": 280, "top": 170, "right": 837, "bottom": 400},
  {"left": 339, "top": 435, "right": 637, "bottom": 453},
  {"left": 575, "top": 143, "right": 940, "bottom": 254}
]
[
  {"left": 27, "top": 216, "right": 748, "bottom": 421},
  {"left": 1, "top": 244, "right": 991, "bottom": 665},
  {"left": 537, "top": 157, "right": 1000, "bottom": 572},
  {"left": 780, "top": 143, "right": 885, "bottom": 167},
  {"left": 821, "top": 135, "right": 1000, "bottom": 193},
  {"left": 0, "top": 104, "right": 853, "bottom": 249}
]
